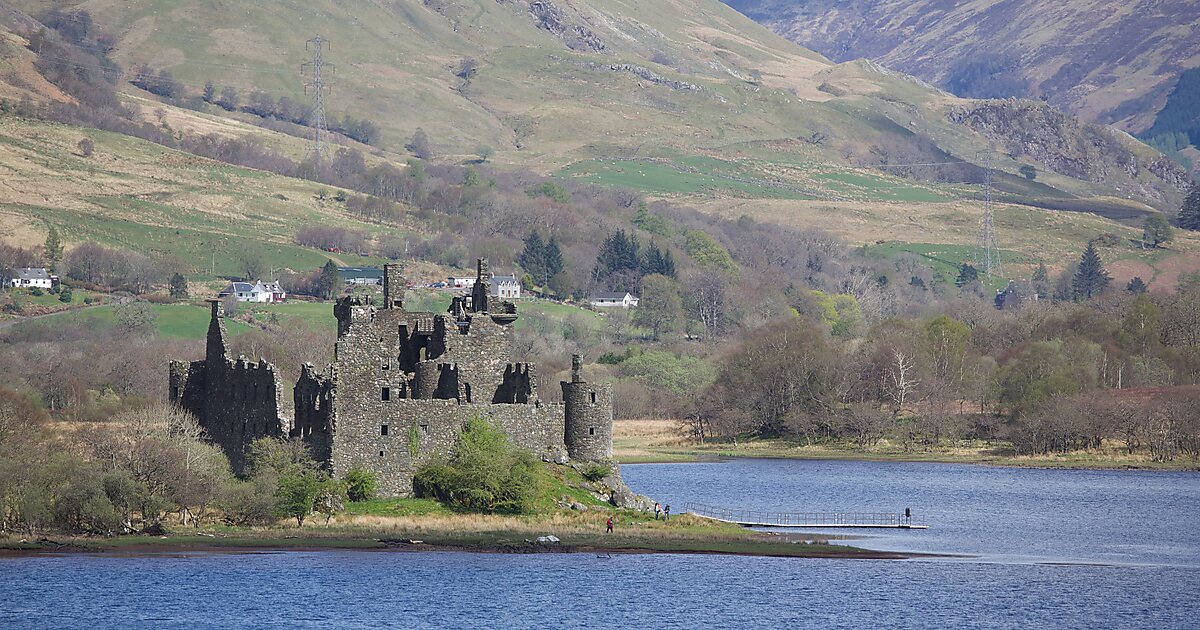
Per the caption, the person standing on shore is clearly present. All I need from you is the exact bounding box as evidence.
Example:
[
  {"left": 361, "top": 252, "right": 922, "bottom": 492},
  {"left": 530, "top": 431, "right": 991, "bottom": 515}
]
[
  {"left": 664, "top": 505, "right": 670, "bottom": 520},
  {"left": 654, "top": 502, "right": 661, "bottom": 520},
  {"left": 606, "top": 516, "right": 614, "bottom": 533}
]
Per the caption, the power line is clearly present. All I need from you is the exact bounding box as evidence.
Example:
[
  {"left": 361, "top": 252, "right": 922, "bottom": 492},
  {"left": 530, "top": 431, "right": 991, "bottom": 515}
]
[
  {"left": 301, "top": 35, "right": 333, "bottom": 165},
  {"left": 977, "top": 150, "right": 1002, "bottom": 277}
]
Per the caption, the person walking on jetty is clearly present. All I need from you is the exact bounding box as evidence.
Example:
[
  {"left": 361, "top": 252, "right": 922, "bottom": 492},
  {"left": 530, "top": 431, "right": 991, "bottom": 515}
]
[
  {"left": 606, "top": 516, "right": 614, "bottom": 533},
  {"left": 654, "top": 502, "right": 661, "bottom": 520}
]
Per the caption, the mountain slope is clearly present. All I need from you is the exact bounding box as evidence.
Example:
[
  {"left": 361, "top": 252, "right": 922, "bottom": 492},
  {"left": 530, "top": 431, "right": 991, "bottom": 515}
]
[
  {"left": 722, "top": 0, "right": 1200, "bottom": 136},
  {"left": 3, "top": 0, "right": 1184, "bottom": 214}
]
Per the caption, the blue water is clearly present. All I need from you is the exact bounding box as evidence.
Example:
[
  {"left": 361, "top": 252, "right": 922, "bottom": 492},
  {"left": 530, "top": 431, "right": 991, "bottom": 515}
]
[{"left": 2, "top": 460, "right": 1198, "bottom": 629}]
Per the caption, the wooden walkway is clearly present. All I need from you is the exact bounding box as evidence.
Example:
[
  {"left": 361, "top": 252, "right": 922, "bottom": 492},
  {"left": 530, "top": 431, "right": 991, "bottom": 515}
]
[{"left": 685, "top": 503, "right": 929, "bottom": 529}]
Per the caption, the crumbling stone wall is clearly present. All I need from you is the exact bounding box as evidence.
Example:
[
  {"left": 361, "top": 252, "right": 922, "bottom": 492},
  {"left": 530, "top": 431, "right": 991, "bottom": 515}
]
[
  {"left": 169, "top": 261, "right": 615, "bottom": 497},
  {"left": 168, "top": 300, "right": 287, "bottom": 473}
]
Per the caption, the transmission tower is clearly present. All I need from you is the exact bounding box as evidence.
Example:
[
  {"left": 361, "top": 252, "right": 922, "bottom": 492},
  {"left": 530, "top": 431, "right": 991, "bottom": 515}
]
[
  {"left": 977, "top": 150, "right": 1002, "bottom": 277},
  {"left": 301, "top": 36, "right": 334, "bottom": 165}
]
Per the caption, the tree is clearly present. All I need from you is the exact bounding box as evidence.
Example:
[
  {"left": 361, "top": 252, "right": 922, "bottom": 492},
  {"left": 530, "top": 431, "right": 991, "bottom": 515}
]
[
  {"left": 344, "top": 468, "right": 377, "bottom": 502},
  {"left": 412, "top": 418, "right": 548, "bottom": 514},
  {"left": 1127, "top": 277, "right": 1148, "bottom": 294},
  {"left": 1142, "top": 214, "right": 1174, "bottom": 248},
  {"left": 275, "top": 469, "right": 322, "bottom": 526},
  {"left": 202, "top": 80, "right": 215, "bottom": 103},
  {"left": 477, "top": 145, "right": 493, "bottom": 163},
  {"left": 518, "top": 231, "right": 547, "bottom": 286},
  {"left": 632, "top": 274, "right": 683, "bottom": 340},
  {"left": 43, "top": 225, "right": 63, "bottom": 272},
  {"left": 239, "top": 246, "right": 265, "bottom": 281},
  {"left": 76, "top": 137, "right": 94, "bottom": 158},
  {"left": 407, "top": 129, "right": 432, "bottom": 159},
  {"left": 543, "top": 237, "right": 564, "bottom": 281},
  {"left": 1072, "top": 242, "right": 1111, "bottom": 300},
  {"left": 1019, "top": 165, "right": 1037, "bottom": 181},
  {"left": 217, "top": 86, "right": 239, "bottom": 111},
  {"left": 169, "top": 272, "right": 188, "bottom": 300},
  {"left": 318, "top": 259, "right": 341, "bottom": 299},
  {"left": 1179, "top": 183, "right": 1200, "bottom": 231},
  {"left": 955, "top": 263, "right": 979, "bottom": 288}
]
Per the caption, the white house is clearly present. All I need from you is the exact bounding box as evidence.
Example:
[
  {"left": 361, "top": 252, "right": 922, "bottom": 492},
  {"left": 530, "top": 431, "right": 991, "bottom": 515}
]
[
  {"left": 9, "top": 268, "right": 54, "bottom": 289},
  {"left": 492, "top": 275, "right": 521, "bottom": 300},
  {"left": 448, "top": 276, "right": 477, "bottom": 289},
  {"left": 590, "top": 291, "right": 639, "bottom": 308},
  {"left": 218, "top": 281, "right": 286, "bottom": 303}
]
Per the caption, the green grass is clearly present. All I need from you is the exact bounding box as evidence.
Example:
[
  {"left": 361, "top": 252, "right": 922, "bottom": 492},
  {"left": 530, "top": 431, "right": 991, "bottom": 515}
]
[
  {"left": 346, "top": 498, "right": 453, "bottom": 517},
  {"left": 864, "top": 241, "right": 1029, "bottom": 290}
]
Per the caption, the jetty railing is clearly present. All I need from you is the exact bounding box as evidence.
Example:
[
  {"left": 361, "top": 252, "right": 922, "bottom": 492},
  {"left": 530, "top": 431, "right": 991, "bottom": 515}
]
[{"left": 685, "top": 503, "right": 925, "bottom": 528}]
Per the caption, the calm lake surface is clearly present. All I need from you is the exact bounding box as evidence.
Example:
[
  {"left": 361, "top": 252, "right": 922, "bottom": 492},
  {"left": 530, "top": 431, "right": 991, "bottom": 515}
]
[{"left": 2, "top": 459, "right": 1198, "bottom": 629}]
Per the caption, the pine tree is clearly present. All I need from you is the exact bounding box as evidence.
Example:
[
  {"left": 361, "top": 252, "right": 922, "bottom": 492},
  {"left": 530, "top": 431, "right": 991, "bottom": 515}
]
[
  {"left": 1072, "top": 242, "right": 1111, "bottom": 300},
  {"left": 43, "top": 225, "right": 63, "bottom": 272},
  {"left": 543, "top": 237, "right": 564, "bottom": 280},
  {"left": 169, "top": 273, "right": 189, "bottom": 300},
  {"left": 318, "top": 260, "right": 341, "bottom": 300},
  {"left": 518, "top": 231, "right": 547, "bottom": 284},
  {"left": 1142, "top": 214, "right": 1174, "bottom": 248},
  {"left": 1180, "top": 183, "right": 1200, "bottom": 231},
  {"left": 955, "top": 263, "right": 979, "bottom": 288},
  {"left": 1032, "top": 263, "right": 1048, "bottom": 283},
  {"left": 1126, "top": 277, "right": 1148, "bottom": 294}
]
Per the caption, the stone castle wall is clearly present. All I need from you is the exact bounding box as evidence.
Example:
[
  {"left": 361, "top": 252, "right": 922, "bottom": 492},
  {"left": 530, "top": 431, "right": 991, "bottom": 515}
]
[
  {"left": 171, "top": 261, "right": 614, "bottom": 497},
  {"left": 169, "top": 300, "right": 287, "bottom": 473}
]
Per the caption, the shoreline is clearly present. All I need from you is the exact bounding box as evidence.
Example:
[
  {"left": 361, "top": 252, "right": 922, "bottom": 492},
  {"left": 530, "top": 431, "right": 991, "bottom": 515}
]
[
  {"left": 616, "top": 450, "right": 1200, "bottom": 472},
  {"left": 613, "top": 422, "right": 1200, "bottom": 472},
  {"left": 0, "top": 527, "right": 926, "bottom": 561}
]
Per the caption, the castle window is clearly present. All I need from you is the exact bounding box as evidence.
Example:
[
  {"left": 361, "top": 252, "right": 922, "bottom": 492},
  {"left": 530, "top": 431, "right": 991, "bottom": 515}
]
[
  {"left": 420, "top": 423, "right": 429, "bottom": 434},
  {"left": 589, "top": 427, "right": 596, "bottom": 436},
  {"left": 379, "top": 450, "right": 385, "bottom": 457},
  {"left": 590, "top": 392, "right": 597, "bottom": 404},
  {"left": 381, "top": 387, "right": 391, "bottom": 401},
  {"left": 382, "top": 361, "right": 390, "bottom": 371},
  {"left": 381, "top": 424, "right": 389, "bottom": 436}
]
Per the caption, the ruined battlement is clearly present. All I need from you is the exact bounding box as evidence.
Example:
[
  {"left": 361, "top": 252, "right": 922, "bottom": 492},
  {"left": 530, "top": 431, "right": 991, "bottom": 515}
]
[{"left": 171, "top": 259, "right": 614, "bottom": 497}]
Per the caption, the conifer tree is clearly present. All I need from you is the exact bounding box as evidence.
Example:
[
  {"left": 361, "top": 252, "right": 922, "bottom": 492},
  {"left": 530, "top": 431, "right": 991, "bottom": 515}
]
[
  {"left": 518, "top": 231, "right": 547, "bottom": 284},
  {"left": 318, "top": 260, "right": 341, "bottom": 300},
  {"left": 169, "top": 273, "right": 189, "bottom": 300},
  {"left": 43, "top": 225, "right": 63, "bottom": 272},
  {"left": 543, "top": 237, "right": 564, "bottom": 280},
  {"left": 1072, "top": 242, "right": 1111, "bottom": 300},
  {"left": 1180, "top": 183, "right": 1200, "bottom": 231},
  {"left": 1126, "top": 277, "right": 1148, "bottom": 294},
  {"left": 955, "top": 263, "right": 979, "bottom": 288}
]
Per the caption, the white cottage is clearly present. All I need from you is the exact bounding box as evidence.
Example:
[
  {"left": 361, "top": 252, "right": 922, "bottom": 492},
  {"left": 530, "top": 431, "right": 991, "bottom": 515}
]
[
  {"left": 9, "top": 268, "right": 54, "bottom": 289},
  {"left": 590, "top": 291, "right": 639, "bottom": 308}
]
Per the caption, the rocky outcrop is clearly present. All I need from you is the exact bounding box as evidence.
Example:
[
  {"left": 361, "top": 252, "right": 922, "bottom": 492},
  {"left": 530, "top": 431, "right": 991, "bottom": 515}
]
[
  {"left": 581, "top": 62, "right": 701, "bottom": 92},
  {"left": 528, "top": 1, "right": 606, "bottom": 53},
  {"left": 947, "top": 99, "right": 1190, "bottom": 203}
]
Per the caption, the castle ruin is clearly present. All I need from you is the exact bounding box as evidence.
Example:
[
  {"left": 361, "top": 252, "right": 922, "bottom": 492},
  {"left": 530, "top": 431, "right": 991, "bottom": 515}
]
[{"left": 170, "top": 259, "right": 614, "bottom": 497}]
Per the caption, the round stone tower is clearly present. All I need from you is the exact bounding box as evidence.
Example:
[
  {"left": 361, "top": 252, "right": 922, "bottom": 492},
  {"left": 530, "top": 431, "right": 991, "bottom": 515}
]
[{"left": 562, "top": 355, "right": 613, "bottom": 462}]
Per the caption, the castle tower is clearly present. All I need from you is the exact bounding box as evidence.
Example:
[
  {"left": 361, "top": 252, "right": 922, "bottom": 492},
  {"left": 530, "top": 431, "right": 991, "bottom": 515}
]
[
  {"left": 383, "top": 263, "right": 405, "bottom": 309},
  {"left": 205, "top": 299, "right": 228, "bottom": 364},
  {"left": 562, "top": 354, "right": 613, "bottom": 461},
  {"left": 470, "top": 258, "right": 491, "bottom": 314}
]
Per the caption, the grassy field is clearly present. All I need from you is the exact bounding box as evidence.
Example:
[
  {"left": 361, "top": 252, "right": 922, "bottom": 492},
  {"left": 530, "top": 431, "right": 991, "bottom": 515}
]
[{"left": 0, "top": 119, "right": 395, "bottom": 277}]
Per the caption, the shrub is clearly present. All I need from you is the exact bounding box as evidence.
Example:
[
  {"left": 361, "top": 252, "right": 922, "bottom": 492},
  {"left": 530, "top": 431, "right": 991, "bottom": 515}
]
[
  {"left": 581, "top": 463, "right": 612, "bottom": 482},
  {"left": 344, "top": 468, "right": 378, "bottom": 502},
  {"left": 58, "top": 290, "right": 72, "bottom": 303},
  {"left": 218, "top": 476, "right": 278, "bottom": 526},
  {"left": 30, "top": 288, "right": 44, "bottom": 297},
  {"left": 413, "top": 418, "right": 548, "bottom": 514}
]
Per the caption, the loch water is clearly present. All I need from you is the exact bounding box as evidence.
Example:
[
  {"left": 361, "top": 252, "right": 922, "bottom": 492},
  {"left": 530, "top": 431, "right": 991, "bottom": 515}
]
[{"left": 2, "top": 459, "right": 1198, "bottom": 629}]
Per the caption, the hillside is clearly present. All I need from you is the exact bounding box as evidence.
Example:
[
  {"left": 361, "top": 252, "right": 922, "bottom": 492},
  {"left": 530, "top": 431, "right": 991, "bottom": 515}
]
[
  {"left": 722, "top": 1, "right": 1200, "bottom": 139},
  {"left": 0, "top": 0, "right": 1196, "bottom": 297},
  {"left": 0, "top": 0, "right": 1187, "bottom": 208}
]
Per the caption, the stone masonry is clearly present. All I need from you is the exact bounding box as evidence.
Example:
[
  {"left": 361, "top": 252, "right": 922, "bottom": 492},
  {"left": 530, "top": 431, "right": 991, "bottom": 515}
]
[{"left": 170, "top": 259, "right": 615, "bottom": 497}]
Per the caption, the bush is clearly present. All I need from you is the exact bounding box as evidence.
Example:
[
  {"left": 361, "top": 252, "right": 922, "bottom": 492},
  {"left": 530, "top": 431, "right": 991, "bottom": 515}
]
[
  {"left": 30, "top": 288, "right": 44, "bottom": 296},
  {"left": 218, "top": 476, "right": 278, "bottom": 526},
  {"left": 413, "top": 418, "right": 548, "bottom": 514},
  {"left": 58, "top": 290, "right": 72, "bottom": 303},
  {"left": 344, "top": 468, "right": 378, "bottom": 502},
  {"left": 581, "top": 463, "right": 612, "bottom": 482}
]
